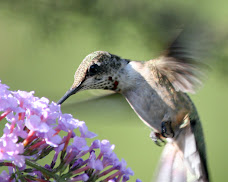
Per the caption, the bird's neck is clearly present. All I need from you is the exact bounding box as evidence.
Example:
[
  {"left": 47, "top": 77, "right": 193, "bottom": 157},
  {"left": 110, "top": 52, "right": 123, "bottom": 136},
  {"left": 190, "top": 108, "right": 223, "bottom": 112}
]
[{"left": 117, "top": 60, "right": 148, "bottom": 93}]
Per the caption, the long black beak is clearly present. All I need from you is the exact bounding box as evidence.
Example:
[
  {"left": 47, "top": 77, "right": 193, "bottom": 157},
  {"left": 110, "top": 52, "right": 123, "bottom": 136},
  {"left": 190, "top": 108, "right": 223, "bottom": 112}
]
[{"left": 57, "top": 84, "right": 82, "bottom": 105}]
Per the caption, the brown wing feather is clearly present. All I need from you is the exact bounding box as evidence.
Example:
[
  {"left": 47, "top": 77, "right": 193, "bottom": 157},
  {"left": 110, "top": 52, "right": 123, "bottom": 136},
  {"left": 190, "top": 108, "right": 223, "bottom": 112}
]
[{"left": 154, "top": 27, "right": 210, "bottom": 93}]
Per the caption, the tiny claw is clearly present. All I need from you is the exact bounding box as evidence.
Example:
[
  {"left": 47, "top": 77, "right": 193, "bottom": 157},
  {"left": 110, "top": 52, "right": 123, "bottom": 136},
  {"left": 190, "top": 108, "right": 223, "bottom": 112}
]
[
  {"left": 150, "top": 131, "right": 165, "bottom": 146},
  {"left": 161, "top": 121, "right": 175, "bottom": 138}
]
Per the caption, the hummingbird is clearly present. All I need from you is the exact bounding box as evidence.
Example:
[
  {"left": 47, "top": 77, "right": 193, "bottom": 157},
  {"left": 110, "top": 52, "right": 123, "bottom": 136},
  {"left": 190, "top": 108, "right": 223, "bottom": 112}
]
[{"left": 57, "top": 29, "right": 210, "bottom": 182}]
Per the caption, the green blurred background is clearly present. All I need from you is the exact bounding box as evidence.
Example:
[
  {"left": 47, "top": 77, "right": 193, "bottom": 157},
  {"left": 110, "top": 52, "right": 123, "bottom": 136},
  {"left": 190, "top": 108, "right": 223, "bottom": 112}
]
[{"left": 0, "top": 0, "right": 228, "bottom": 181}]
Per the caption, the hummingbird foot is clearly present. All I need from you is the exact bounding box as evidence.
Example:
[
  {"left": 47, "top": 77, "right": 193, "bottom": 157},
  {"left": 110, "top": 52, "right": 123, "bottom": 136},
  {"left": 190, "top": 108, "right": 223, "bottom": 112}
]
[
  {"left": 150, "top": 131, "right": 165, "bottom": 146},
  {"left": 161, "top": 121, "right": 175, "bottom": 138}
]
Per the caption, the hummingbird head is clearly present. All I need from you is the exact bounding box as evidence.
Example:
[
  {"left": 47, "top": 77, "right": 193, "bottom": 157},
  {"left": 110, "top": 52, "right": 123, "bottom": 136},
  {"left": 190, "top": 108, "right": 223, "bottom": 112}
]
[{"left": 57, "top": 51, "right": 129, "bottom": 105}]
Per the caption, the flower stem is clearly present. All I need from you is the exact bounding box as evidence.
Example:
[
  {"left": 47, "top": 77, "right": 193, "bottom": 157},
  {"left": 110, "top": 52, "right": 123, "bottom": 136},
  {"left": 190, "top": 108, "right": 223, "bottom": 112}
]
[
  {"left": 98, "top": 166, "right": 115, "bottom": 178},
  {"left": 29, "top": 140, "right": 46, "bottom": 150},
  {"left": 23, "top": 130, "right": 36, "bottom": 146},
  {"left": 0, "top": 162, "right": 14, "bottom": 167},
  {"left": 72, "top": 165, "right": 90, "bottom": 175},
  {"left": 0, "top": 109, "right": 12, "bottom": 121},
  {"left": 25, "top": 159, "right": 59, "bottom": 180},
  {"left": 103, "top": 170, "right": 122, "bottom": 182},
  {"left": 97, "top": 152, "right": 103, "bottom": 160}
]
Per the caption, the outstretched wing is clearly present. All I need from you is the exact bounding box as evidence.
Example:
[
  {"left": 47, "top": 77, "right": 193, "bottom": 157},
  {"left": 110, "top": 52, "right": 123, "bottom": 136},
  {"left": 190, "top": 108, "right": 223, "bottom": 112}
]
[{"left": 154, "top": 26, "right": 211, "bottom": 93}]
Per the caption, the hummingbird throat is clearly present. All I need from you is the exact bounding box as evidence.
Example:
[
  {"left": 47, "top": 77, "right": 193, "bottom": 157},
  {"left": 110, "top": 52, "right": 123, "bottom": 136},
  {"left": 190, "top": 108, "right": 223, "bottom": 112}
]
[{"left": 104, "top": 76, "right": 120, "bottom": 92}]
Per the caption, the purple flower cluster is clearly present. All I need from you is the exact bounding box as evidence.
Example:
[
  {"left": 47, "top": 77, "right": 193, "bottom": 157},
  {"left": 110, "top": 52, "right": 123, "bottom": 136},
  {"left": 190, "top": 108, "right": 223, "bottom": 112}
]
[{"left": 0, "top": 81, "right": 141, "bottom": 182}]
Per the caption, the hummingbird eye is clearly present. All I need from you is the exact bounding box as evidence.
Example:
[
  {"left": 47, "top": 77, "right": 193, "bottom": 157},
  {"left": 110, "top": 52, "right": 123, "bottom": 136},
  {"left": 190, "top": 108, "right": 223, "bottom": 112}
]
[{"left": 88, "top": 64, "right": 100, "bottom": 76}]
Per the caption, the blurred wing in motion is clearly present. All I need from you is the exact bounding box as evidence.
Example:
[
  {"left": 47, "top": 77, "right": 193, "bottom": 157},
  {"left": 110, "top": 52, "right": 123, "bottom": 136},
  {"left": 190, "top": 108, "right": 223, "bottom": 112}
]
[{"left": 154, "top": 25, "right": 211, "bottom": 93}]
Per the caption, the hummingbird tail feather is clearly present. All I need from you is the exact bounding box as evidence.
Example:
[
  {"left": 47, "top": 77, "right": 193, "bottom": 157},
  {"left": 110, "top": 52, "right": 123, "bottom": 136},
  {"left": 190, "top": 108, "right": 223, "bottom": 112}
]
[
  {"left": 154, "top": 118, "right": 209, "bottom": 182},
  {"left": 153, "top": 142, "right": 187, "bottom": 182}
]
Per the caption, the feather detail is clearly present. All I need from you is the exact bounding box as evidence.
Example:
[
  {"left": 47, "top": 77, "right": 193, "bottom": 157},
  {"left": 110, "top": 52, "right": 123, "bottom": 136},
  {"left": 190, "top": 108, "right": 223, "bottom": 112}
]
[
  {"left": 154, "top": 120, "right": 209, "bottom": 182},
  {"left": 154, "top": 57, "right": 205, "bottom": 93},
  {"left": 152, "top": 26, "right": 210, "bottom": 93}
]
